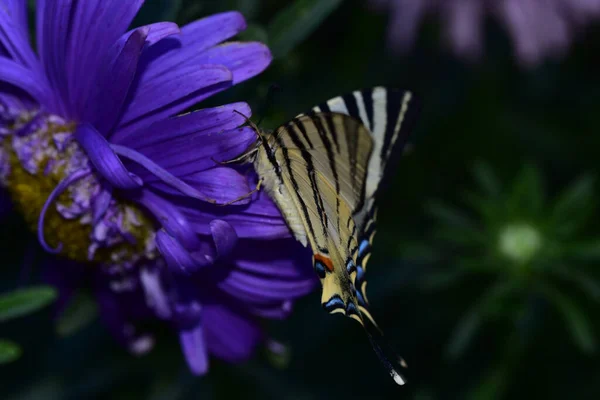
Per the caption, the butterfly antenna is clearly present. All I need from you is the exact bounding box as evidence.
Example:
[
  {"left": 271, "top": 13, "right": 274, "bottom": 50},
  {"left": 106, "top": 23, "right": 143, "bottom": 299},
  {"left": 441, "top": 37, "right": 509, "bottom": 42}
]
[
  {"left": 362, "top": 316, "right": 408, "bottom": 386},
  {"left": 255, "top": 83, "right": 282, "bottom": 127}
]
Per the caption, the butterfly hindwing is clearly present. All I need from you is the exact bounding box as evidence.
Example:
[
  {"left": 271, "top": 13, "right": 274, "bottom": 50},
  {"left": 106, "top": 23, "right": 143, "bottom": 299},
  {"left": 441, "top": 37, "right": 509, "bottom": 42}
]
[{"left": 252, "top": 86, "right": 418, "bottom": 385}]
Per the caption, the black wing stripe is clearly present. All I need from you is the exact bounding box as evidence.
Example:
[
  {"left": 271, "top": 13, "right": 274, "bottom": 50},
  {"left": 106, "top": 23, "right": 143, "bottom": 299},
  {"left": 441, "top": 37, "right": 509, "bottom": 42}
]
[
  {"left": 271, "top": 130, "right": 322, "bottom": 250},
  {"left": 380, "top": 89, "right": 401, "bottom": 167},
  {"left": 361, "top": 88, "right": 375, "bottom": 131},
  {"left": 342, "top": 93, "right": 360, "bottom": 121},
  {"left": 309, "top": 114, "right": 342, "bottom": 242},
  {"left": 292, "top": 117, "right": 314, "bottom": 149},
  {"left": 285, "top": 122, "right": 330, "bottom": 235}
]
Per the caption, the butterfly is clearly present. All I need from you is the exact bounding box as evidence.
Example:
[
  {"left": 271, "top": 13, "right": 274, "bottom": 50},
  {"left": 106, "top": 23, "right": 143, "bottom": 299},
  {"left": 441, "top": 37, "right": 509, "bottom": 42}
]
[{"left": 226, "top": 86, "right": 419, "bottom": 385}]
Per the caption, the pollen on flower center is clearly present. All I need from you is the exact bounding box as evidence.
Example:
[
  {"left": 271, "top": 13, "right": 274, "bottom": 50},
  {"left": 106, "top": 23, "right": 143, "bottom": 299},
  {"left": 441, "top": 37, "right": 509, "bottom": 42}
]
[{"left": 0, "top": 112, "right": 158, "bottom": 266}]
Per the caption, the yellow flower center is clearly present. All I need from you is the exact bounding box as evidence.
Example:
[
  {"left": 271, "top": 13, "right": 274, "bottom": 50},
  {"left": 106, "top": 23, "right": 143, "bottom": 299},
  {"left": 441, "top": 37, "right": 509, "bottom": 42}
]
[{"left": 1, "top": 112, "right": 157, "bottom": 266}]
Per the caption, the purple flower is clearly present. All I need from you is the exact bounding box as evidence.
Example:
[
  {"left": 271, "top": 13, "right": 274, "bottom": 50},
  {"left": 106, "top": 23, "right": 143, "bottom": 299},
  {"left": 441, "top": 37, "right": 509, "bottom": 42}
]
[
  {"left": 0, "top": 1, "right": 316, "bottom": 374},
  {"left": 370, "top": 0, "right": 600, "bottom": 66}
]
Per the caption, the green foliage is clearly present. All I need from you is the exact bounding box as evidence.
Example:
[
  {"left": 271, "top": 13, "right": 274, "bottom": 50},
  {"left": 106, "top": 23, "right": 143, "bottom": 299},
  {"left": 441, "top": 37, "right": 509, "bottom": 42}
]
[
  {"left": 55, "top": 290, "right": 98, "bottom": 337},
  {"left": 0, "top": 285, "right": 57, "bottom": 323},
  {"left": 267, "top": 0, "right": 344, "bottom": 58},
  {"left": 0, "top": 339, "right": 22, "bottom": 364},
  {"left": 424, "top": 163, "right": 600, "bottom": 396}
]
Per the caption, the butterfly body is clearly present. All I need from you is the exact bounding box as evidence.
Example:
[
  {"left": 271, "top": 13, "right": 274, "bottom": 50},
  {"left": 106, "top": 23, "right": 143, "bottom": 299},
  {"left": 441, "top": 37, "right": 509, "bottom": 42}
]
[{"left": 246, "top": 87, "right": 418, "bottom": 385}]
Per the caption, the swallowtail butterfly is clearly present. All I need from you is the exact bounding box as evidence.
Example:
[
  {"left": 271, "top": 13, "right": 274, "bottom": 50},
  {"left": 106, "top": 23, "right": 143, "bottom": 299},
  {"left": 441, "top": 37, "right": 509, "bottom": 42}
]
[{"left": 228, "top": 87, "right": 418, "bottom": 385}]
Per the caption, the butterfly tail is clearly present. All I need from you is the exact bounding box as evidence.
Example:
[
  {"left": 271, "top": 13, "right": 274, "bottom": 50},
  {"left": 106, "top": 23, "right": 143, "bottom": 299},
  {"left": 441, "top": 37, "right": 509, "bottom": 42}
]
[{"left": 362, "top": 312, "right": 408, "bottom": 386}]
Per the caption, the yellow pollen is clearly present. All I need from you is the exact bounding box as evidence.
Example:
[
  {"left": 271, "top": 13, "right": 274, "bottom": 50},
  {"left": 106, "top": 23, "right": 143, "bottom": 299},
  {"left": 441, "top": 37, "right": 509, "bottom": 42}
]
[{"left": 3, "top": 117, "right": 156, "bottom": 265}]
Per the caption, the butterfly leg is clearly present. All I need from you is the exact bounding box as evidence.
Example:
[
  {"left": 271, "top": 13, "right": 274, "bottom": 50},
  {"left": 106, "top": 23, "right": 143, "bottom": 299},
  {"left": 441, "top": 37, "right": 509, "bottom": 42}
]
[
  {"left": 216, "top": 178, "right": 263, "bottom": 206},
  {"left": 211, "top": 147, "right": 258, "bottom": 165}
]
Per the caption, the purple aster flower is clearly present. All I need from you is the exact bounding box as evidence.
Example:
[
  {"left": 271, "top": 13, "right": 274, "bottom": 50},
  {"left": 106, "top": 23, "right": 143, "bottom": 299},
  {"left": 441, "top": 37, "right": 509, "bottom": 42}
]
[
  {"left": 0, "top": 1, "right": 316, "bottom": 374},
  {"left": 370, "top": 0, "right": 600, "bottom": 66}
]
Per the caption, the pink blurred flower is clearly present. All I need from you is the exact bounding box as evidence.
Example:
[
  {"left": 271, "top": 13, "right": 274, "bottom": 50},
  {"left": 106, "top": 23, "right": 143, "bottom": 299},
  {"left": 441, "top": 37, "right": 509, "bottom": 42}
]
[{"left": 370, "top": 0, "right": 600, "bottom": 66}]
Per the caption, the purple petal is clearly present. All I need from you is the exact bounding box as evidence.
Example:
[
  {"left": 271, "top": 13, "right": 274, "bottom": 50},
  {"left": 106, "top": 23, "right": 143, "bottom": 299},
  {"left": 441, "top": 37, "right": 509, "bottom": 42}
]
[
  {"left": 0, "top": 82, "right": 35, "bottom": 113},
  {"left": 74, "top": 123, "right": 143, "bottom": 189},
  {"left": 147, "top": 12, "right": 248, "bottom": 73},
  {"left": 111, "top": 144, "right": 222, "bottom": 204},
  {"left": 139, "top": 267, "right": 172, "bottom": 319},
  {"left": 128, "top": 22, "right": 180, "bottom": 47},
  {"left": 218, "top": 270, "right": 317, "bottom": 304},
  {"left": 0, "top": 57, "right": 51, "bottom": 105},
  {"left": 92, "top": 181, "right": 112, "bottom": 223},
  {"left": 173, "top": 300, "right": 203, "bottom": 329},
  {"left": 179, "top": 324, "right": 209, "bottom": 375},
  {"left": 109, "top": 11, "right": 247, "bottom": 136},
  {"left": 94, "top": 275, "right": 155, "bottom": 355},
  {"left": 203, "top": 302, "right": 261, "bottom": 362},
  {"left": 148, "top": 167, "right": 252, "bottom": 206},
  {"left": 82, "top": 27, "right": 150, "bottom": 135},
  {"left": 210, "top": 220, "right": 238, "bottom": 259},
  {"left": 2, "top": 0, "right": 29, "bottom": 35},
  {"left": 234, "top": 239, "right": 314, "bottom": 280},
  {"left": 35, "top": 0, "right": 77, "bottom": 116},
  {"left": 125, "top": 125, "right": 256, "bottom": 180},
  {"left": 156, "top": 229, "right": 211, "bottom": 275},
  {"left": 113, "top": 102, "right": 251, "bottom": 148},
  {"left": 194, "top": 42, "right": 272, "bottom": 85},
  {"left": 135, "top": 189, "right": 201, "bottom": 250},
  {"left": 247, "top": 301, "right": 294, "bottom": 319},
  {"left": 38, "top": 169, "right": 91, "bottom": 253},
  {"left": 114, "top": 64, "right": 232, "bottom": 136},
  {"left": 56, "top": 0, "right": 144, "bottom": 117},
  {"left": 0, "top": 3, "right": 39, "bottom": 69},
  {"left": 182, "top": 190, "right": 292, "bottom": 240}
]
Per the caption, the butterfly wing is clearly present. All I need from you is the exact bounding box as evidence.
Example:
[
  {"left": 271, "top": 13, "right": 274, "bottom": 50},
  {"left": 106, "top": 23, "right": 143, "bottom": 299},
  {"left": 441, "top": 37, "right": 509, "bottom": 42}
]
[
  {"left": 261, "top": 87, "right": 418, "bottom": 385},
  {"left": 309, "top": 87, "right": 417, "bottom": 305},
  {"left": 269, "top": 113, "right": 372, "bottom": 313}
]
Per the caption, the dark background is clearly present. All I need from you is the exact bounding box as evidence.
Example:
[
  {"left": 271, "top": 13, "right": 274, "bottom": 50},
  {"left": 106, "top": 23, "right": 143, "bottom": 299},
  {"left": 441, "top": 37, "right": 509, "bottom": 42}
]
[{"left": 2, "top": 0, "right": 600, "bottom": 398}]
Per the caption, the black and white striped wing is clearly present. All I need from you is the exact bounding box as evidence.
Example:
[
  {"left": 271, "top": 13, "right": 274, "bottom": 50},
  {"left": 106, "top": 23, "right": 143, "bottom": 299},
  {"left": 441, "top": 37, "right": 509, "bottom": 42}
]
[
  {"left": 308, "top": 87, "right": 417, "bottom": 303},
  {"left": 266, "top": 87, "right": 418, "bottom": 386}
]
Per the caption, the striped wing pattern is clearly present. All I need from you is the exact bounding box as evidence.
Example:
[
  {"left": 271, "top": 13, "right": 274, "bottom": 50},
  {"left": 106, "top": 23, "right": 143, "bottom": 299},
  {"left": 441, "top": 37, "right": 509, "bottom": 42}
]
[
  {"left": 269, "top": 114, "right": 374, "bottom": 322},
  {"left": 258, "top": 87, "right": 417, "bottom": 385},
  {"left": 309, "top": 87, "right": 415, "bottom": 311}
]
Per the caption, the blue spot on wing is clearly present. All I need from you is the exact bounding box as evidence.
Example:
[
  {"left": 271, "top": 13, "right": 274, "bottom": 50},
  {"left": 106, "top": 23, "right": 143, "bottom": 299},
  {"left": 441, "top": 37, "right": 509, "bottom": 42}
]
[
  {"left": 323, "top": 295, "right": 345, "bottom": 312},
  {"left": 346, "top": 259, "right": 356, "bottom": 274},
  {"left": 358, "top": 239, "right": 370, "bottom": 257},
  {"left": 314, "top": 260, "right": 326, "bottom": 279},
  {"left": 346, "top": 301, "right": 359, "bottom": 316},
  {"left": 355, "top": 290, "right": 367, "bottom": 307}
]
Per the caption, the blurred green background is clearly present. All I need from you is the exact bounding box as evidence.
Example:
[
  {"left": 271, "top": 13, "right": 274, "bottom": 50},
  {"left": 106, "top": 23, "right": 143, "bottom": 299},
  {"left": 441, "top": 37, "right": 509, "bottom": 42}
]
[{"left": 2, "top": 0, "right": 600, "bottom": 398}]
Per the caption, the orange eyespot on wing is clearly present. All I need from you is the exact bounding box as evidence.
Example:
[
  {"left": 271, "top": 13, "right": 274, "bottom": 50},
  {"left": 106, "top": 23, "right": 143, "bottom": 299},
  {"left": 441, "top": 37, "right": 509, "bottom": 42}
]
[{"left": 313, "top": 254, "right": 334, "bottom": 273}]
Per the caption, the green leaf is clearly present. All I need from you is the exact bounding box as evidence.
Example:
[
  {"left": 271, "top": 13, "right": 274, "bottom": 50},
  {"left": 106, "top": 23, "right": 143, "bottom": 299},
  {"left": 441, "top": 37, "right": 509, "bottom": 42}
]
[
  {"left": 0, "top": 286, "right": 57, "bottom": 323},
  {"left": 466, "top": 366, "right": 506, "bottom": 400},
  {"left": 549, "top": 266, "right": 600, "bottom": 303},
  {"left": 446, "top": 280, "right": 516, "bottom": 358},
  {"left": 56, "top": 291, "right": 98, "bottom": 337},
  {"left": 426, "top": 200, "right": 478, "bottom": 230},
  {"left": 507, "top": 164, "right": 545, "bottom": 219},
  {"left": 538, "top": 282, "right": 596, "bottom": 354},
  {"left": 567, "top": 239, "right": 600, "bottom": 261},
  {"left": 472, "top": 161, "right": 501, "bottom": 197},
  {"left": 394, "top": 241, "right": 442, "bottom": 263},
  {"left": 550, "top": 175, "right": 595, "bottom": 235},
  {"left": 0, "top": 339, "right": 22, "bottom": 364},
  {"left": 420, "top": 268, "right": 470, "bottom": 291},
  {"left": 267, "top": 0, "right": 344, "bottom": 58}
]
